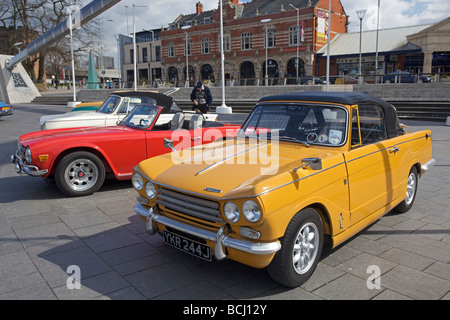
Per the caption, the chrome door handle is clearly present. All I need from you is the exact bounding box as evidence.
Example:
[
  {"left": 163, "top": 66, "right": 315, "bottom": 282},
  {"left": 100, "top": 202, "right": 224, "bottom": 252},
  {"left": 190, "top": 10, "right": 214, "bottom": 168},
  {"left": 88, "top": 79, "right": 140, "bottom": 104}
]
[{"left": 389, "top": 147, "right": 399, "bottom": 154}]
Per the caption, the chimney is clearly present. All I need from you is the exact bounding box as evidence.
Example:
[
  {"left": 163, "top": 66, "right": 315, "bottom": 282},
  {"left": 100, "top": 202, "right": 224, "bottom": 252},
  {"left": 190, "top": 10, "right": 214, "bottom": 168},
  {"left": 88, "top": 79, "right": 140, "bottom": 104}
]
[{"left": 196, "top": 1, "right": 203, "bottom": 14}]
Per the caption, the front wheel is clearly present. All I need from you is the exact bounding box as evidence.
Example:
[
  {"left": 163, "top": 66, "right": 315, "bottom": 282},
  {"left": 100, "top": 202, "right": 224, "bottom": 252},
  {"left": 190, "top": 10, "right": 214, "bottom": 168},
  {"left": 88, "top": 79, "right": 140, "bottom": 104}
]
[
  {"left": 394, "top": 166, "right": 418, "bottom": 213},
  {"left": 268, "top": 208, "right": 324, "bottom": 287},
  {"left": 55, "top": 151, "right": 105, "bottom": 197}
]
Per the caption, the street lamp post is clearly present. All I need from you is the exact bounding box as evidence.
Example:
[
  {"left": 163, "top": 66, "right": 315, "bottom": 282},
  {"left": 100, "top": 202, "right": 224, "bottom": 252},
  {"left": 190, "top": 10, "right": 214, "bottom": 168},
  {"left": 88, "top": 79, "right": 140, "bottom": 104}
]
[
  {"left": 216, "top": 0, "right": 231, "bottom": 114},
  {"left": 132, "top": 4, "right": 148, "bottom": 90},
  {"left": 182, "top": 25, "right": 191, "bottom": 87},
  {"left": 375, "top": 0, "right": 381, "bottom": 83},
  {"left": 13, "top": 42, "right": 23, "bottom": 53},
  {"left": 261, "top": 18, "right": 271, "bottom": 86},
  {"left": 67, "top": 6, "right": 79, "bottom": 107},
  {"left": 356, "top": 9, "right": 367, "bottom": 84},
  {"left": 326, "top": 0, "right": 331, "bottom": 92}
]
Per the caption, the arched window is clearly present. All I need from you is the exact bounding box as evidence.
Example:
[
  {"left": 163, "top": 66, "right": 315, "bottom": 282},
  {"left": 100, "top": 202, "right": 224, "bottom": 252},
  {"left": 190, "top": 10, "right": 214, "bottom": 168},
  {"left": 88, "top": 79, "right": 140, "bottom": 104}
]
[
  {"left": 168, "top": 66, "right": 178, "bottom": 82},
  {"left": 262, "top": 59, "right": 279, "bottom": 78},
  {"left": 286, "top": 58, "right": 306, "bottom": 82},
  {"left": 201, "top": 64, "right": 214, "bottom": 81},
  {"left": 240, "top": 61, "right": 255, "bottom": 85}
]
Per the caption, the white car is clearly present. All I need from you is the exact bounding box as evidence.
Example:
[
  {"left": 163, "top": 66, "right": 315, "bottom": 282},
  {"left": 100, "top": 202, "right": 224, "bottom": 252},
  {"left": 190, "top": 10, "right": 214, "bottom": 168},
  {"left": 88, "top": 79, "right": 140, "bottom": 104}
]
[{"left": 39, "top": 91, "right": 214, "bottom": 130}]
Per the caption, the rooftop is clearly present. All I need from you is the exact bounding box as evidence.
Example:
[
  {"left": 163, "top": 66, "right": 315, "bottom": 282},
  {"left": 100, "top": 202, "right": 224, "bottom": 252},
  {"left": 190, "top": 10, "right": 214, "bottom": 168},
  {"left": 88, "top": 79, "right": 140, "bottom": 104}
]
[{"left": 318, "top": 24, "right": 432, "bottom": 57}]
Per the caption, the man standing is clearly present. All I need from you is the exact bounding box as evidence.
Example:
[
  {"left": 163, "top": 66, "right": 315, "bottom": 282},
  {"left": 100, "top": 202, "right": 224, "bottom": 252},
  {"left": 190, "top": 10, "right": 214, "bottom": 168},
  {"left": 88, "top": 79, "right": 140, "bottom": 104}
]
[{"left": 190, "top": 81, "right": 213, "bottom": 113}]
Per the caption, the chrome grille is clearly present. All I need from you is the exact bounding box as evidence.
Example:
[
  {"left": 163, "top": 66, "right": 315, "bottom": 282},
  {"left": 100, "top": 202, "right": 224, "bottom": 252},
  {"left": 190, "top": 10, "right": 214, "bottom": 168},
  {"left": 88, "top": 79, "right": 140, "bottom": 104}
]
[{"left": 156, "top": 188, "right": 223, "bottom": 223}]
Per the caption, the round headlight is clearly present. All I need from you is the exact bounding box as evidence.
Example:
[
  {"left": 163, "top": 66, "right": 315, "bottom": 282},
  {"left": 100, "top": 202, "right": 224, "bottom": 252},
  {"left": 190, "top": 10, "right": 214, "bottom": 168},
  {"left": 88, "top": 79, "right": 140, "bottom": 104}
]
[
  {"left": 25, "top": 147, "right": 32, "bottom": 164},
  {"left": 224, "top": 201, "right": 240, "bottom": 223},
  {"left": 132, "top": 173, "right": 144, "bottom": 190},
  {"left": 145, "top": 181, "right": 156, "bottom": 199},
  {"left": 242, "top": 200, "right": 261, "bottom": 223}
]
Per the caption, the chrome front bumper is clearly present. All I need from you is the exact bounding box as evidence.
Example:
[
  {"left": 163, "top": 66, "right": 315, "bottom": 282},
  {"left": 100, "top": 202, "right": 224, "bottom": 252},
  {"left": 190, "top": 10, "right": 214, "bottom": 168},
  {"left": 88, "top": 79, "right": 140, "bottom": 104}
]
[
  {"left": 134, "top": 203, "right": 281, "bottom": 261},
  {"left": 11, "top": 153, "right": 48, "bottom": 177}
]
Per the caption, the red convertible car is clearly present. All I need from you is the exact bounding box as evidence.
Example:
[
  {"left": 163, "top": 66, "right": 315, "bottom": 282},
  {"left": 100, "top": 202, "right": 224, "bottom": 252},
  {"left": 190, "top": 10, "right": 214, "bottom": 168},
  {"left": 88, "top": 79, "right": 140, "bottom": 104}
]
[{"left": 11, "top": 103, "right": 240, "bottom": 196}]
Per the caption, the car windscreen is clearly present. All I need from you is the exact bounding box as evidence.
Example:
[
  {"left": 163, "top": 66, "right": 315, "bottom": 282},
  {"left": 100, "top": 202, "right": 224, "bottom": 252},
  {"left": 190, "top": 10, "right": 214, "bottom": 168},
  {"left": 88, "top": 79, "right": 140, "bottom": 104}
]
[
  {"left": 98, "top": 95, "right": 159, "bottom": 114},
  {"left": 122, "top": 104, "right": 159, "bottom": 129},
  {"left": 97, "top": 95, "right": 122, "bottom": 114},
  {"left": 239, "top": 104, "right": 348, "bottom": 147}
]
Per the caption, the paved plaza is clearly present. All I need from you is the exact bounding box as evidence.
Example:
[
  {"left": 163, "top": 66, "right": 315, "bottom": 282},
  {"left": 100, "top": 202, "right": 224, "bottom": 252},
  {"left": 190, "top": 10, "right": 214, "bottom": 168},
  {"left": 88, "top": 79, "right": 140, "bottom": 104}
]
[{"left": 0, "top": 102, "right": 449, "bottom": 301}]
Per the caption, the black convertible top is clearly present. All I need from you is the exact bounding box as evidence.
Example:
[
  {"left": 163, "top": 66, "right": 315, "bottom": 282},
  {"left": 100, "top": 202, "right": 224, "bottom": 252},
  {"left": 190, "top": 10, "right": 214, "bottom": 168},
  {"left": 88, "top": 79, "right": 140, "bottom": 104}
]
[
  {"left": 111, "top": 91, "right": 177, "bottom": 111},
  {"left": 257, "top": 92, "right": 403, "bottom": 138}
]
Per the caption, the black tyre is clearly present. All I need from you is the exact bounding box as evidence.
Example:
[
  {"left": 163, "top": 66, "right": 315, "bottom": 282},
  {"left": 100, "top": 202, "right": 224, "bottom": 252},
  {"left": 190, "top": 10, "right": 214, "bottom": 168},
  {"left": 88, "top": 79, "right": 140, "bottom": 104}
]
[
  {"left": 394, "top": 166, "right": 419, "bottom": 213},
  {"left": 267, "top": 207, "right": 324, "bottom": 287},
  {"left": 55, "top": 151, "right": 105, "bottom": 197}
]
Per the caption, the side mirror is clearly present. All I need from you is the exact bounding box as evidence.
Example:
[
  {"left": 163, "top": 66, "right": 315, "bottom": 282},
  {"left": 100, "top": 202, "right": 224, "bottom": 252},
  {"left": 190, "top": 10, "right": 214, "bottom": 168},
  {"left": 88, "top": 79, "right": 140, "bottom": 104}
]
[
  {"left": 164, "top": 138, "right": 176, "bottom": 152},
  {"left": 293, "top": 157, "right": 322, "bottom": 172}
]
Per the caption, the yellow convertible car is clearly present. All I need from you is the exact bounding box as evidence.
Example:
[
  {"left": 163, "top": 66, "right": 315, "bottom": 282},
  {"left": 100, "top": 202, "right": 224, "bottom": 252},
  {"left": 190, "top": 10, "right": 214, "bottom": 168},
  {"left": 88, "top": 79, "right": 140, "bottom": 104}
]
[{"left": 132, "top": 92, "right": 435, "bottom": 287}]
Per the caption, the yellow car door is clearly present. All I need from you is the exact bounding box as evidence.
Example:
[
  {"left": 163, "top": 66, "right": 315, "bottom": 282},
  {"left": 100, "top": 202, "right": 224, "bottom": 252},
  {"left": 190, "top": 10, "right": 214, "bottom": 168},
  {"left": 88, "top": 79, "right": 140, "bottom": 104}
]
[{"left": 344, "top": 103, "right": 403, "bottom": 226}]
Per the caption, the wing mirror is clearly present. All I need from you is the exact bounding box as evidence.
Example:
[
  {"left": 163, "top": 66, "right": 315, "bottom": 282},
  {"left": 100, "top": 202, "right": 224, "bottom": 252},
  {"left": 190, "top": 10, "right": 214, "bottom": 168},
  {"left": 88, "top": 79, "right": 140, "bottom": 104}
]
[
  {"left": 164, "top": 138, "right": 176, "bottom": 152},
  {"left": 293, "top": 157, "right": 322, "bottom": 172}
]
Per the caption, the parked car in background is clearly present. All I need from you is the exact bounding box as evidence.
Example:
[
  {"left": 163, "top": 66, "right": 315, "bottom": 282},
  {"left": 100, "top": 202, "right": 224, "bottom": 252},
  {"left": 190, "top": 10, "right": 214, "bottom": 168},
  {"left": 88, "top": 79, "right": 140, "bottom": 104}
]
[
  {"left": 299, "top": 76, "right": 325, "bottom": 85},
  {"left": 383, "top": 70, "right": 432, "bottom": 83},
  {"left": 12, "top": 104, "right": 240, "bottom": 196},
  {"left": 132, "top": 92, "right": 435, "bottom": 287},
  {"left": 0, "top": 100, "right": 13, "bottom": 118},
  {"left": 70, "top": 101, "right": 103, "bottom": 112}
]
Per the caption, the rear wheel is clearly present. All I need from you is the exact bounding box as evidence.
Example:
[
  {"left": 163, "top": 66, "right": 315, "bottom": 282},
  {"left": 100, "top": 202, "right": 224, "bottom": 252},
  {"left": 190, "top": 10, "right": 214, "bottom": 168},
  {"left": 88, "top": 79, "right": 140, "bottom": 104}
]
[
  {"left": 268, "top": 208, "right": 324, "bottom": 287},
  {"left": 55, "top": 151, "right": 105, "bottom": 197},
  {"left": 394, "top": 166, "right": 418, "bottom": 213}
]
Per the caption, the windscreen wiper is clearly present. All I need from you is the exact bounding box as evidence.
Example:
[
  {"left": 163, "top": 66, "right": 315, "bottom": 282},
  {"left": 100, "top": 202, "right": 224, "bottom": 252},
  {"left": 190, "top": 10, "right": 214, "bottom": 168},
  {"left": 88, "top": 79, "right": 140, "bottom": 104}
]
[{"left": 279, "top": 136, "right": 310, "bottom": 147}]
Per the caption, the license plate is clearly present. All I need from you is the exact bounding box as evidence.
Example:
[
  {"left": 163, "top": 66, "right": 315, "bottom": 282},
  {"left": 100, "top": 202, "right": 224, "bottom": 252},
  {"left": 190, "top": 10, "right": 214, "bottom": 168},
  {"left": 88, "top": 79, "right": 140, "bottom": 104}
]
[{"left": 163, "top": 230, "right": 212, "bottom": 262}]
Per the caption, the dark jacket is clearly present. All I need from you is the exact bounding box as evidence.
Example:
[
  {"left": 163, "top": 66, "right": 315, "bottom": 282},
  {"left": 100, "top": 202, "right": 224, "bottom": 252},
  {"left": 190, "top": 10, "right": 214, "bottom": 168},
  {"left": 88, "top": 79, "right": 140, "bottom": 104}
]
[{"left": 190, "top": 86, "right": 213, "bottom": 107}]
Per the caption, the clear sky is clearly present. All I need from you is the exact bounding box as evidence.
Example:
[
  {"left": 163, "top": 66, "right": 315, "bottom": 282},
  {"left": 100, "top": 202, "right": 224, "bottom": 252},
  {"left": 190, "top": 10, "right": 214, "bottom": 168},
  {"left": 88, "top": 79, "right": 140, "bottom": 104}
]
[{"left": 95, "top": 0, "right": 448, "bottom": 58}]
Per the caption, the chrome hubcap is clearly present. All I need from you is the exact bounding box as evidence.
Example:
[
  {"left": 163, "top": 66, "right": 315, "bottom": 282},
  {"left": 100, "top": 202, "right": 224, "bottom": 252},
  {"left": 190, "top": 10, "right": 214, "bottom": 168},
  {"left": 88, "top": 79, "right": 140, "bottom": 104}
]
[
  {"left": 292, "top": 222, "right": 319, "bottom": 274},
  {"left": 405, "top": 172, "right": 417, "bottom": 205},
  {"left": 64, "top": 158, "right": 98, "bottom": 192}
]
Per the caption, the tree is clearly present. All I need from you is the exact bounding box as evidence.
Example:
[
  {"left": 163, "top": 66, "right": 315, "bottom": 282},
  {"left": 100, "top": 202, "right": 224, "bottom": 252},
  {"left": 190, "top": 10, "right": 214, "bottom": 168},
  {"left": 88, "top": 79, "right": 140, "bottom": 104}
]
[{"left": 0, "top": 0, "right": 101, "bottom": 82}]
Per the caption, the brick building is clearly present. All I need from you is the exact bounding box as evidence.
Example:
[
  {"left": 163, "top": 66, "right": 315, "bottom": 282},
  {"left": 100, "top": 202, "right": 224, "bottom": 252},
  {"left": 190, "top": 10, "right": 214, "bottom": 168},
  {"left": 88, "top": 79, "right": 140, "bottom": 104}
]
[{"left": 160, "top": 0, "right": 348, "bottom": 86}]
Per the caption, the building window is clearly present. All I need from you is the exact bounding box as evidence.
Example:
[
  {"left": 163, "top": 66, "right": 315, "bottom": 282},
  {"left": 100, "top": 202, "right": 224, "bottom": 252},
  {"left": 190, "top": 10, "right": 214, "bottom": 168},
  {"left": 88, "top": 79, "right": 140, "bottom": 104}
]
[
  {"left": 184, "top": 38, "right": 192, "bottom": 56},
  {"left": 204, "top": 17, "right": 211, "bottom": 24},
  {"left": 201, "top": 38, "right": 210, "bottom": 54},
  {"left": 130, "top": 49, "right": 134, "bottom": 64},
  {"left": 289, "top": 26, "right": 299, "bottom": 46},
  {"left": 218, "top": 34, "right": 230, "bottom": 52},
  {"left": 142, "top": 47, "right": 148, "bottom": 62},
  {"left": 224, "top": 34, "right": 231, "bottom": 52},
  {"left": 264, "top": 29, "right": 276, "bottom": 48},
  {"left": 168, "top": 43, "right": 175, "bottom": 57},
  {"left": 241, "top": 32, "right": 252, "bottom": 50},
  {"left": 155, "top": 46, "right": 161, "bottom": 61}
]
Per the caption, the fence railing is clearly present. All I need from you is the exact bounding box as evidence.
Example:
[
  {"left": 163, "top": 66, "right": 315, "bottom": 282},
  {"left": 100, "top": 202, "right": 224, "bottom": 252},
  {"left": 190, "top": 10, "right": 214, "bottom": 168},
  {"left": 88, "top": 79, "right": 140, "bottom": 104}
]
[{"left": 73, "top": 73, "right": 449, "bottom": 89}]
